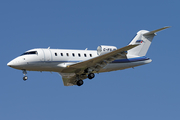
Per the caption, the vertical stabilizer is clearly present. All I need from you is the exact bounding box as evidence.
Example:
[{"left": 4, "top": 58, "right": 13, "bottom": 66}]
[{"left": 128, "top": 26, "right": 170, "bottom": 56}]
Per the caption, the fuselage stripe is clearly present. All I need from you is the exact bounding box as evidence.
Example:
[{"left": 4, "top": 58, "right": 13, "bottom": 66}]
[{"left": 112, "top": 57, "right": 150, "bottom": 63}]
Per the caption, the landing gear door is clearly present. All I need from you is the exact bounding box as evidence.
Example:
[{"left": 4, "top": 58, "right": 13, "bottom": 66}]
[{"left": 42, "top": 49, "right": 52, "bottom": 62}]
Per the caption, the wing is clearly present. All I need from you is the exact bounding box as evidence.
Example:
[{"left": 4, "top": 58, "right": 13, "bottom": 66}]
[
  {"left": 59, "top": 44, "right": 138, "bottom": 86},
  {"left": 61, "top": 44, "right": 139, "bottom": 73}
]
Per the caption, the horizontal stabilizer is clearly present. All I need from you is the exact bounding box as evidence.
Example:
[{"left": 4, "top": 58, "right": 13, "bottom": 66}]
[{"left": 143, "top": 26, "right": 171, "bottom": 36}]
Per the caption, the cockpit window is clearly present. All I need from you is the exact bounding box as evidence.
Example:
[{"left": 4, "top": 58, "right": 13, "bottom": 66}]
[{"left": 21, "top": 51, "right": 38, "bottom": 56}]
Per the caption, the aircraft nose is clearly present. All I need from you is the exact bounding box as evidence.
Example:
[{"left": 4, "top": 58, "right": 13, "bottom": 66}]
[
  {"left": 7, "top": 60, "right": 14, "bottom": 67},
  {"left": 7, "top": 57, "right": 27, "bottom": 69},
  {"left": 7, "top": 57, "right": 22, "bottom": 68}
]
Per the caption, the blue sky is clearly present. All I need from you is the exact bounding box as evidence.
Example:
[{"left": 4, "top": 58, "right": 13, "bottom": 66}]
[{"left": 1, "top": 0, "right": 180, "bottom": 120}]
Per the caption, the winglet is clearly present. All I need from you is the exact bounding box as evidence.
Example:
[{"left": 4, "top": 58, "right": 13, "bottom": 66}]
[{"left": 143, "top": 26, "right": 171, "bottom": 36}]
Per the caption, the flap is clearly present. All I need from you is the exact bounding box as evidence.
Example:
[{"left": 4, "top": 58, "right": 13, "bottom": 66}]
[{"left": 58, "top": 73, "right": 76, "bottom": 86}]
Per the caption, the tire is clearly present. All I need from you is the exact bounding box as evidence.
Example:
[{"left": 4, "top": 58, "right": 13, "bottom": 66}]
[
  {"left": 88, "top": 73, "right": 95, "bottom": 79},
  {"left": 23, "top": 76, "right": 28, "bottom": 81},
  {"left": 77, "top": 80, "right": 84, "bottom": 86}
]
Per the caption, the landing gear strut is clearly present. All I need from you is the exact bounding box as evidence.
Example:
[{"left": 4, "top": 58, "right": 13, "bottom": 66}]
[
  {"left": 22, "top": 70, "right": 28, "bottom": 81},
  {"left": 88, "top": 73, "right": 95, "bottom": 79}
]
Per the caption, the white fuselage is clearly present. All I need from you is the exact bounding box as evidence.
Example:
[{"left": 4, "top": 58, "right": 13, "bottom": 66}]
[{"left": 7, "top": 48, "right": 152, "bottom": 73}]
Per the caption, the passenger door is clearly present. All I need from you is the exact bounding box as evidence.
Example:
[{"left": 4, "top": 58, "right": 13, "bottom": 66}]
[{"left": 42, "top": 49, "right": 52, "bottom": 62}]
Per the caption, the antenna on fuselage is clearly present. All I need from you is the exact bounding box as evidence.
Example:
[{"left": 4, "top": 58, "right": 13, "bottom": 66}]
[
  {"left": 85, "top": 48, "right": 88, "bottom": 50},
  {"left": 48, "top": 47, "right": 50, "bottom": 49}
]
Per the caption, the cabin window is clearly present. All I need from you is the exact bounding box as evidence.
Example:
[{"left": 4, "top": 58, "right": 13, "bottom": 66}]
[
  {"left": 72, "top": 53, "right": 75, "bottom": 57},
  {"left": 55, "top": 53, "right": 57, "bottom": 56},
  {"left": 61, "top": 53, "right": 63, "bottom": 56},
  {"left": 78, "top": 53, "right": 81, "bottom": 57},
  {"left": 66, "top": 53, "right": 69, "bottom": 57},
  {"left": 84, "top": 54, "right": 87, "bottom": 57},
  {"left": 90, "top": 54, "right": 92, "bottom": 57}
]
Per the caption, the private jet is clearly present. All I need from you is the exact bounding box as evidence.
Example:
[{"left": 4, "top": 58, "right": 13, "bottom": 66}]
[{"left": 7, "top": 27, "right": 170, "bottom": 86}]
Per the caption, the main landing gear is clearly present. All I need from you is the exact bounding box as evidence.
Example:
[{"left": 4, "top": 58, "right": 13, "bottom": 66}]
[
  {"left": 88, "top": 73, "right": 95, "bottom": 79},
  {"left": 22, "top": 70, "right": 28, "bottom": 81},
  {"left": 75, "top": 74, "right": 84, "bottom": 86},
  {"left": 76, "top": 73, "right": 95, "bottom": 86},
  {"left": 84, "top": 68, "right": 95, "bottom": 80},
  {"left": 77, "top": 80, "right": 84, "bottom": 86}
]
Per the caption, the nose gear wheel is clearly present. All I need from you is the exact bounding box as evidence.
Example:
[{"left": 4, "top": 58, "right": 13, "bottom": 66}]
[
  {"left": 22, "top": 70, "right": 28, "bottom": 81},
  {"left": 23, "top": 76, "right": 28, "bottom": 81}
]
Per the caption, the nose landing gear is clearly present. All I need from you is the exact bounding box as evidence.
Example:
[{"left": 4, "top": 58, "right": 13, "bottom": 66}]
[{"left": 22, "top": 70, "right": 28, "bottom": 81}]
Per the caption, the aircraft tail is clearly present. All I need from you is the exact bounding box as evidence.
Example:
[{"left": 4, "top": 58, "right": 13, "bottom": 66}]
[{"left": 128, "top": 26, "right": 170, "bottom": 56}]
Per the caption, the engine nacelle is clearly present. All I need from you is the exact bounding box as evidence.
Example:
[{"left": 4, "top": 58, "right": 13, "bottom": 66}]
[{"left": 97, "top": 45, "right": 117, "bottom": 55}]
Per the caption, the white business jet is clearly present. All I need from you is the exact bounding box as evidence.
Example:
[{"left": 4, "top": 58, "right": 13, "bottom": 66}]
[{"left": 7, "top": 27, "right": 170, "bottom": 86}]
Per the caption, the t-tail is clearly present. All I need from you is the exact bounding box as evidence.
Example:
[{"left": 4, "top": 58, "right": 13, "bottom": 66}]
[{"left": 128, "top": 26, "right": 171, "bottom": 57}]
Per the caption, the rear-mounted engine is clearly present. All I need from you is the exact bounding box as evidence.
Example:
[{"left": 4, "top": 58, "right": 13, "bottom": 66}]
[{"left": 97, "top": 45, "right": 117, "bottom": 55}]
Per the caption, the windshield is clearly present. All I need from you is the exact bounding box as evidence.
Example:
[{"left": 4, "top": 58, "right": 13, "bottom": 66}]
[{"left": 21, "top": 51, "right": 38, "bottom": 56}]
